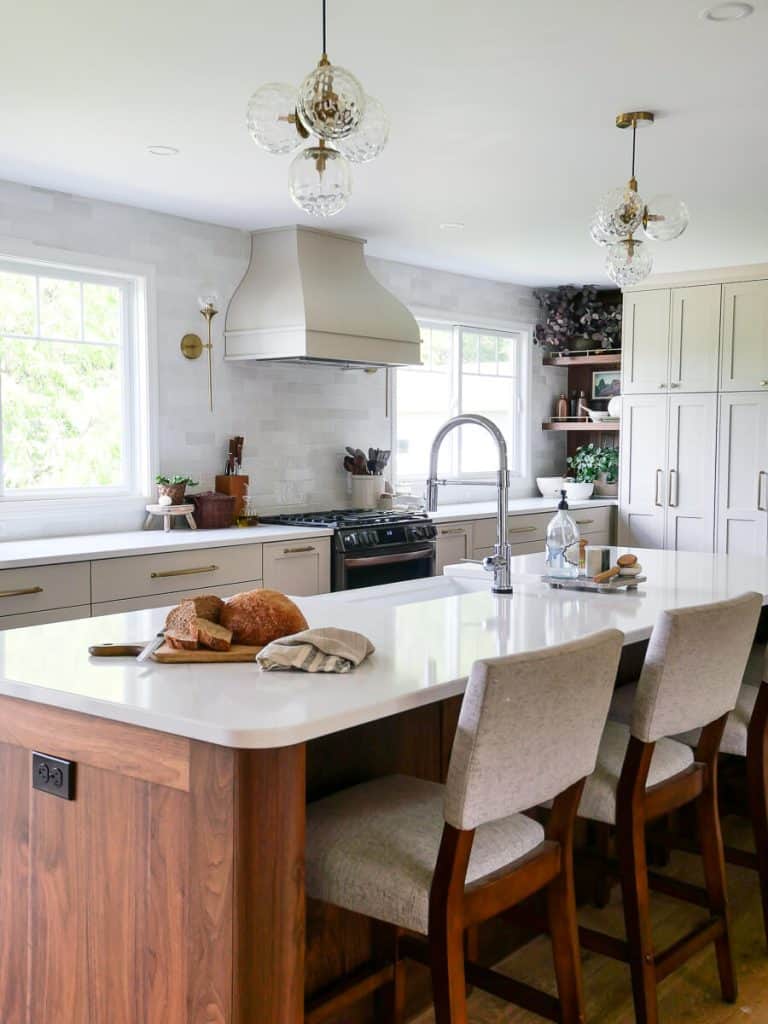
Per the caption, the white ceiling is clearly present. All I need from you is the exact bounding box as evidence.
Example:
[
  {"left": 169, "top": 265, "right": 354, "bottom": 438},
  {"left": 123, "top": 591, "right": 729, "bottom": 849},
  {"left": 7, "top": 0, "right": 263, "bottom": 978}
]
[{"left": 3, "top": 0, "right": 767, "bottom": 285}]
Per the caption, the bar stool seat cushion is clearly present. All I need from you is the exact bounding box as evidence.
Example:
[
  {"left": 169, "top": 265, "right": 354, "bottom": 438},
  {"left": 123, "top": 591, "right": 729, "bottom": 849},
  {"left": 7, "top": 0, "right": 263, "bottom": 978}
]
[
  {"left": 577, "top": 721, "right": 695, "bottom": 825},
  {"left": 610, "top": 683, "right": 759, "bottom": 759},
  {"left": 306, "top": 774, "right": 545, "bottom": 935}
]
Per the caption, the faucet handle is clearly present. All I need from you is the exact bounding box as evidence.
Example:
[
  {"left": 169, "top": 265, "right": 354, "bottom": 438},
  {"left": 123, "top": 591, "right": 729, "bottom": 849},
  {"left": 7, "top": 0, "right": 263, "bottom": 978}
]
[{"left": 482, "top": 553, "right": 505, "bottom": 573}]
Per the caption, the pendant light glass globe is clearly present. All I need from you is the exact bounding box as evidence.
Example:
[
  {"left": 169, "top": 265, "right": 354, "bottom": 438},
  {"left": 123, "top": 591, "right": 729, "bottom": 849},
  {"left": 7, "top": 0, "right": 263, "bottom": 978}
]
[
  {"left": 297, "top": 62, "right": 365, "bottom": 140},
  {"left": 289, "top": 144, "right": 352, "bottom": 217},
  {"left": 595, "top": 185, "right": 646, "bottom": 239},
  {"left": 336, "top": 95, "right": 389, "bottom": 163},
  {"left": 590, "top": 218, "right": 616, "bottom": 247},
  {"left": 246, "top": 83, "right": 304, "bottom": 155},
  {"left": 605, "top": 239, "right": 653, "bottom": 286},
  {"left": 643, "top": 194, "right": 690, "bottom": 241}
]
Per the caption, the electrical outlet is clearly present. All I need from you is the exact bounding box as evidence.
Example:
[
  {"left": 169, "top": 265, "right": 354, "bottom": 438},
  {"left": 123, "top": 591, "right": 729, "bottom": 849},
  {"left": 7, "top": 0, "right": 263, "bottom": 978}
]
[{"left": 32, "top": 752, "right": 75, "bottom": 800}]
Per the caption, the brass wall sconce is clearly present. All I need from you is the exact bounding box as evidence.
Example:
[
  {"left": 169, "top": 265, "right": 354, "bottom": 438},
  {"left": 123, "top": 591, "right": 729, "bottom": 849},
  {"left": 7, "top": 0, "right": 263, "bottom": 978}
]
[{"left": 180, "top": 290, "right": 220, "bottom": 411}]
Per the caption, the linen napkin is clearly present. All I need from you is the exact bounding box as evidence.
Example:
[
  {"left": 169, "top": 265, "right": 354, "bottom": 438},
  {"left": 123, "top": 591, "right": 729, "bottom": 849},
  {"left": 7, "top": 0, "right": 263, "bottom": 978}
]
[{"left": 256, "top": 627, "right": 375, "bottom": 673}]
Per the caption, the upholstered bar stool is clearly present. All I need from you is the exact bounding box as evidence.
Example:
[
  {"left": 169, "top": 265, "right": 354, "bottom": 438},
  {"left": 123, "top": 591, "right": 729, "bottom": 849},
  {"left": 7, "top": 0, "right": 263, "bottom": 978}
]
[
  {"left": 577, "top": 592, "right": 762, "bottom": 1024},
  {"left": 305, "top": 629, "right": 624, "bottom": 1024}
]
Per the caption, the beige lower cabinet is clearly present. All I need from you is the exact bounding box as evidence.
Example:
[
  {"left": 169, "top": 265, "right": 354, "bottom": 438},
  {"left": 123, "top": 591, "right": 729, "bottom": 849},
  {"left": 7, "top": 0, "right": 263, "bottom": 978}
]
[
  {"left": 435, "top": 523, "right": 473, "bottom": 574},
  {"left": 262, "top": 538, "right": 331, "bottom": 596},
  {"left": 92, "top": 580, "right": 264, "bottom": 616},
  {"left": 0, "top": 562, "right": 91, "bottom": 630}
]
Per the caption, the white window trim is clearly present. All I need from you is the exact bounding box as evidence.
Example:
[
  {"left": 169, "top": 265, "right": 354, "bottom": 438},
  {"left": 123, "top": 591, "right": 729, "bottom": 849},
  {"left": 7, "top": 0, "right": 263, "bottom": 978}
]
[
  {"left": 0, "top": 238, "right": 158, "bottom": 517},
  {"left": 392, "top": 314, "right": 534, "bottom": 488}
]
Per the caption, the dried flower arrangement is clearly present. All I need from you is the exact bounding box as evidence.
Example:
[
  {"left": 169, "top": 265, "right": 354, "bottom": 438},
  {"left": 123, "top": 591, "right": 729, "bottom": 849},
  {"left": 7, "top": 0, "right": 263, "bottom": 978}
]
[{"left": 534, "top": 285, "right": 622, "bottom": 353}]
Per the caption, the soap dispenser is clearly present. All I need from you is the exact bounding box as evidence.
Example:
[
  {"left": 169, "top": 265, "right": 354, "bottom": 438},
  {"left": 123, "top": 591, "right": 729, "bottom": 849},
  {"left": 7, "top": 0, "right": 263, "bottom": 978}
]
[{"left": 545, "top": 490, "right": 580, "bottom": 578}]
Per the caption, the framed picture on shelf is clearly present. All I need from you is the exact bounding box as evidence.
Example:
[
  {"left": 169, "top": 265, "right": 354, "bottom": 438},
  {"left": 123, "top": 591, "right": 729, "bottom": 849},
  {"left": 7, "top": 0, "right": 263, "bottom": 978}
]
[{"left": 592, "top": 370, "right": 621, "bottom": 399}]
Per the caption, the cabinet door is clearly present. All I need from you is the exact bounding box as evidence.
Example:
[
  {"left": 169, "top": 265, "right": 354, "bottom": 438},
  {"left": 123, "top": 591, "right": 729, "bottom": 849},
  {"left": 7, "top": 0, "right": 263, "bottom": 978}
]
[
  {"left": 262, "top": 538, "right": 331, "bottom": 595},
  {"left": 720, "top": 280, "right": 768, "bottom": 391},
  {"left": 669, "top": 285, "right": 721, "bottom": 392},
  {"left": 665, "top": 393, "right": 717, "bottom": 552},
  {"left": 622, "top": 289, "right": 671, "bottom": 394},
  {"left": 436, "top": 523, "right": 472, "bottom": 574},
  {"left": 716, "top": 393, "right": 768, "bottom": 555},
  {"left": 618, "top": 395, "right": 668, "bottom": 548}
]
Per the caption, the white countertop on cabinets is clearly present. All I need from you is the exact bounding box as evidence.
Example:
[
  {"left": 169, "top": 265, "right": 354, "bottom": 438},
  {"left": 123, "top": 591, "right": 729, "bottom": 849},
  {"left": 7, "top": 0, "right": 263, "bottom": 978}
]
[
  {"left": 0, "top": 547, "right": 765, "bottom": 750},
  {"left": 0, "top": 524, "right": 334, "bottom": 570},
  {"left": 428, "top": 497, "right": 617, "bottom": 523}
]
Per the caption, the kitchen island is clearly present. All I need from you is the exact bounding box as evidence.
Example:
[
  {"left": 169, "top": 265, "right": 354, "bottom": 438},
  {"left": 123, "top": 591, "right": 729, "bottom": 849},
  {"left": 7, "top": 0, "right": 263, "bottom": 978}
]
[{"left": 1, "top": 547, "right": 766, "bottom": 1024}]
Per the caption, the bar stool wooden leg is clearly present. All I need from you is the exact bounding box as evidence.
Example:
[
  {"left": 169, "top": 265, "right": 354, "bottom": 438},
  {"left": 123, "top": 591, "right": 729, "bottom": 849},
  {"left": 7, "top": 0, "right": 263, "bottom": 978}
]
[
  {"left": 372, "top": 922, "right": 405, "bottom": 1024},
  {"left": 547, "top": 845, "right": 586, "bottom": 1023},
  {"left": 747, "top": 684, "right": 768, "bottom": 947},
  {"left": 616, "top": 741, "right": 658, "bottom": 1024},
  {"left": 429, "top": 826, "right": 473, "bottom": 1024}
]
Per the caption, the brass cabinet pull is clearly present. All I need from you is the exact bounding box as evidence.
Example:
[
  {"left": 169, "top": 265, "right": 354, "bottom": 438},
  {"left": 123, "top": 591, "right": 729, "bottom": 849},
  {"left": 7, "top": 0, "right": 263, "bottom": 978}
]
[
  {"left": 658, "top": 383, "right": 667, "bottom": 389},
  {"left": 654, "top": 469, "right": 664, "bottom": 508},
  {"left": 575, "top": 519, "right": 595, "bottom": 525},
  {"left": 758, "top": 471, "right": 768, "bottom": 513},
  {"left": 760, "top": 380, "right": 768, "bottom": 387},
  {"left": 0, "top": 585, "right": 44, "bottom": 598},
  {"left": 282, "top": 545, "right": 316, "bottom": 554},
  {"left": 440, "top": 528, "right": 466, "bottom": 535},
  {"left": 670, "top": 382, "right": 681, "bottom": 389},
  {"left": 669, "top": 468, "right": 679, "bottom": 508},
  {"left": 150, "top": 564, "right": 219, "bottom": 579},
  {"left": 508, "top": 525, "right": 537, "bottom": 534}
]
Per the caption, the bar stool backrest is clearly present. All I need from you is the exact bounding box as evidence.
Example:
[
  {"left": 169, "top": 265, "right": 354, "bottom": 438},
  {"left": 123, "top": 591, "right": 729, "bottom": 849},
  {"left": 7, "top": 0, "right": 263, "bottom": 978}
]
[
  {"left": 631, "top": 592, "right": 762, "bottom": 744},
  {"left": 444, "top": 629, "right": 624, "bottom": 831}
]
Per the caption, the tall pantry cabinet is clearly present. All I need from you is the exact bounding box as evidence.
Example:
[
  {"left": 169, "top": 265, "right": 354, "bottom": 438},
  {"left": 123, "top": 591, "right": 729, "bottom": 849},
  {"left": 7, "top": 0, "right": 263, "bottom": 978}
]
[{"left": 618, "top": 272, "right": 768, "bottom": 553}]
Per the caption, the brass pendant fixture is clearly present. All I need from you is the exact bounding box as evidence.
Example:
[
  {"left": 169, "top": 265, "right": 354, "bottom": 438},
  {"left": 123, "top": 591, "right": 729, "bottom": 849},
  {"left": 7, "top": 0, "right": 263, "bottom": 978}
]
[
  {"left": 246, "top": 0, "right": 389, "bottom": 217},
  {"left": 591, "top": 111, "right": 689, "bottom": 286}
]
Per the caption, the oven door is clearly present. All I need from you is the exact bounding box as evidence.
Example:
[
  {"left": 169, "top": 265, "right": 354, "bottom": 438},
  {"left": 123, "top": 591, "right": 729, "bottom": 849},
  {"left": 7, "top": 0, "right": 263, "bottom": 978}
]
[{"left": 335, "top": 543, "right": 436, "bottom": 591}]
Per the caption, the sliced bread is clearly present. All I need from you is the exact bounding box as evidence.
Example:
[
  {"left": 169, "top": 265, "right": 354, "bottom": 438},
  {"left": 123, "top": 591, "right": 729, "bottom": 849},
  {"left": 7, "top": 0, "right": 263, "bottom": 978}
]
[{"left": 197, "top": 618, "right": 233, "bottom": 652}]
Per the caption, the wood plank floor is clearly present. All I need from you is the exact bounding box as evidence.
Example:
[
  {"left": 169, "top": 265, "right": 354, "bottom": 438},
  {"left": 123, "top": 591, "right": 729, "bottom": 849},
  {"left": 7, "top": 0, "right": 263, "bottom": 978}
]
[{"left": 412, "top": 817, "right": 767, "bottom": 1024}]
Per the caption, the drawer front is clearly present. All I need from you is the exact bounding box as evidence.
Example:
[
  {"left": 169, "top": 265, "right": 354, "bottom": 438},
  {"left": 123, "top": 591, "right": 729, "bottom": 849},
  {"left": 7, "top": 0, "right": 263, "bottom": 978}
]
[
  {"left": 0, "top": 562, "right": 90, "bottom": 617},
  {"left": 570, "top": 507, "right": 613, "bottom": 537},
  {"left": 0, "top": 604, "right": 91, "bottom": 631},
  {"left": 474, "top": 512, "right": 550, "bottom": 550},
  {"left": 92, "top": 580, "right": 263, "bottom": 617},
  {"left": 476, "top": 539, "right": 543, "bottom": 560},
  {"left": 91, "top": 544, "right": 264, "bottom": 603},
  {"left": 262, "top": 539, "right": 331, "bottom": 596}
]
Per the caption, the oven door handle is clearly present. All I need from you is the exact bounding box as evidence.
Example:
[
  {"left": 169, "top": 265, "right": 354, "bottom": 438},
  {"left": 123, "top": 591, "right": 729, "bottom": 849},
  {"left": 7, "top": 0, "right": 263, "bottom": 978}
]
[{"left": 344, "top": 547, "right": 434, "bottom": 569}]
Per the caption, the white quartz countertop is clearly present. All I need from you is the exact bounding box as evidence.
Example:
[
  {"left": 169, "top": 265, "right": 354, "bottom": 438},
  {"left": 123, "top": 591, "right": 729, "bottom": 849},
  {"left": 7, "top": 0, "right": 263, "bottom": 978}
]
[
  {"left": 0, "top": 547, "right": 765, "bottom": 750},
  {"left": 429, "top": 496, "right": 617, "bottom": 523},
  {"left": 0, "top": 524, "right": 334, "bottom": 570}
]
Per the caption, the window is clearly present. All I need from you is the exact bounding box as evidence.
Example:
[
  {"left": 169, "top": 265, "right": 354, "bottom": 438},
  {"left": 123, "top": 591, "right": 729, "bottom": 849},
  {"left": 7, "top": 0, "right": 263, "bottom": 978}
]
[
  {"left": 395, "top": 322, "right": 526, "bottom": 481},
  {"left": 0, "top": 256, "right": 148, "bottom": 499}
]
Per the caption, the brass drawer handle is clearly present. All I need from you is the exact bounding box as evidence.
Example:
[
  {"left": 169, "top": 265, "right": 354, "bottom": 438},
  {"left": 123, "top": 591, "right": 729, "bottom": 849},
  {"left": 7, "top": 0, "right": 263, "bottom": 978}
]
[
  {"left": 150, "top": 564, "right": 219, "bottom": 579},
  {"left": 0, "top": 585, "right": 44, "bottom": 598},
  {"left": 508, "top": 526, "right": 537, "bottom": 534},
  {"left": 758, "top": 471, "right": 768, "bottom": 513},
  {"left": 440, "top": 528, "right": 466, "bottom": 535},
  {"left": 283, "top": 545, "right": 316, "bottom": 554},
  {"left": 575, "top": 519, "right": 595, "bottom": 525},
  {"left": 761, "top": 380, "right": 768, "bottom": 387}
]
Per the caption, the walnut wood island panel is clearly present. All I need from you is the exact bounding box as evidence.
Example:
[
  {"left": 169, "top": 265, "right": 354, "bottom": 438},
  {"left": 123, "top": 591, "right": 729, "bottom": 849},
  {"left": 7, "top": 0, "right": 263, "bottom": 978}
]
[{"left": 2, "top": 549, "right": 768, "bottom": 1023}]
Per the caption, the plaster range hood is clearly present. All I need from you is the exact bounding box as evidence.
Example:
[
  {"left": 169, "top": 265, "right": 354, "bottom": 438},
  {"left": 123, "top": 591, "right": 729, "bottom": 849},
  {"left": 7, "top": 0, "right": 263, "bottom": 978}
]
[{"left": 224, "top": 226, "right": 421, "bottom": 367}]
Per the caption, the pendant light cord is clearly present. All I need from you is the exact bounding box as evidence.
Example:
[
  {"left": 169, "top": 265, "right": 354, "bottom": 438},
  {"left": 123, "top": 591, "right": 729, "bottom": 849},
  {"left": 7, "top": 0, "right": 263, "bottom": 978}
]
[
  {"left": 631, "top": 119, "right": 637, "bottom": 180},
  {"left": 322, "top": 0, "right": 327, "bottom": 54}
]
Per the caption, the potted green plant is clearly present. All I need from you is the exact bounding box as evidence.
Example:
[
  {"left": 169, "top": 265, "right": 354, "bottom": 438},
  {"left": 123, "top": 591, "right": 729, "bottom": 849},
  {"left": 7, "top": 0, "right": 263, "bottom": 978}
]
[
  {"left": 565, "top": 444, "right": 619, "bottom": 497},
  {"left": 155, "top": 474, "right": 199, "bottom": 505}
]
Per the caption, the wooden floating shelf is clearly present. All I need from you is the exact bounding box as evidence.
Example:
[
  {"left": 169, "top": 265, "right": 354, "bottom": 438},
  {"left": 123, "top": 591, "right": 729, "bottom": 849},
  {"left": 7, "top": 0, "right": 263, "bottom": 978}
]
[
  {"left": 542, "top": 421, "right": 620, "bottom": 432},
  {"left": 543, "top": 352, "right": 622, "bottom": 367}
]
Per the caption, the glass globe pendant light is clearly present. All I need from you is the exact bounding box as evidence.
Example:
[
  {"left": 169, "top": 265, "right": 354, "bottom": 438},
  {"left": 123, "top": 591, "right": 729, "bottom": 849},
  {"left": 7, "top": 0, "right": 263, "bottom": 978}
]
[
  {"left": 289, "top": 140, "right": 352, "bottom": 217},
  {"left": 590, "top": 111, "right": 689, "bottom": 285},
  {"left": 245, "top": 0, "right": 387, "bottom": 215}
]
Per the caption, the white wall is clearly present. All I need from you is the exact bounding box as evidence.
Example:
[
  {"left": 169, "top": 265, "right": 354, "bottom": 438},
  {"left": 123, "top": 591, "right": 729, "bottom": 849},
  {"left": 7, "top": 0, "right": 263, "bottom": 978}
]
[{"left": 0, "top": 180, "right": 565, "bottom": 539}]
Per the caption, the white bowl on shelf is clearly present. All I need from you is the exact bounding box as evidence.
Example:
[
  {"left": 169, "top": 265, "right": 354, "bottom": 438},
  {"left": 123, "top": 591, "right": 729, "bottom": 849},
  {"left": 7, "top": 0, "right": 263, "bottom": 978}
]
[
  {"left": 536, "top": 476, "right": 565, "bottom": 498},
  {"left": 564, "top": 481, "right": 595, "bottom": 501}
]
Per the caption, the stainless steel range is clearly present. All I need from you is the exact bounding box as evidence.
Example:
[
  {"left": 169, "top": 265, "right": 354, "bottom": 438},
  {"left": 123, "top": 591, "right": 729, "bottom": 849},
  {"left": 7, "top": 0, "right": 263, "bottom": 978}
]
[{"left": 260, "top": 509, "right": 437, "bottom": 591}]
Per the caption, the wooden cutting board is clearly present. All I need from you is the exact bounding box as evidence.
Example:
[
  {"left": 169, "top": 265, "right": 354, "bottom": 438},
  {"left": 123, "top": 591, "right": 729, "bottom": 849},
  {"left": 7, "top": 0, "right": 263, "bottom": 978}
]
[{"left": 152, "top": 642, "right": 263, "bottom": 663}]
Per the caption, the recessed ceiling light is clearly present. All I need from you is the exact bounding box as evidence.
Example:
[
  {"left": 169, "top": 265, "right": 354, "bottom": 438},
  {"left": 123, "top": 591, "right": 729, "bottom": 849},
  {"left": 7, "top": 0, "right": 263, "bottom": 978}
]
[
  {"left": 147, "top": 145, "right": 180, "bottom": 156},
  {"left": 440, "top": 222, "right": 465, "bottom": 231},
  {"left": 701, "top": 2, "right": 754, "bottom": 21}
]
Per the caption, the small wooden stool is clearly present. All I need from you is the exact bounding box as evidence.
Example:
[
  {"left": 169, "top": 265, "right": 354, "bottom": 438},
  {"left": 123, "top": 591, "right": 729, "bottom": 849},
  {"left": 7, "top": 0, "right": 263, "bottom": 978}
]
[{"left": 144, "top": 504, "right": 197, "bottom": 533}]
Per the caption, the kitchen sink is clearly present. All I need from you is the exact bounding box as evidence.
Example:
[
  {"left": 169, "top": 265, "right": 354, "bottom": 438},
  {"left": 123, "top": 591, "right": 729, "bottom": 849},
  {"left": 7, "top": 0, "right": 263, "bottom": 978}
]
[{"left": 324, "top": 574, "right": 491, "bottom": 608}]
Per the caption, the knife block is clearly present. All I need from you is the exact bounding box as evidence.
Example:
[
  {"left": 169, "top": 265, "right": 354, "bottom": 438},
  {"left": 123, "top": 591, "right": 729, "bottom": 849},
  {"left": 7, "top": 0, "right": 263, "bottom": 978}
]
[{"left": 215, "top": 475, "right": 249, "bottom": 522}]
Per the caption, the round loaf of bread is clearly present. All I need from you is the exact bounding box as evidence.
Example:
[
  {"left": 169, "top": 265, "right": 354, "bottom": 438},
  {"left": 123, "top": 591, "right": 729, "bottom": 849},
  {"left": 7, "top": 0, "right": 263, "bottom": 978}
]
[{"left": 220, "top": 589, "right": 308, "bottom": 646}]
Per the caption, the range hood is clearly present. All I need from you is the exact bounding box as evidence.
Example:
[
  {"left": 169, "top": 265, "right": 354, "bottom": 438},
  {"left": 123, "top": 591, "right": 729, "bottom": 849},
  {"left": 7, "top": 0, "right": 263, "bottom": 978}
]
[{"left": 224, "top": 226, "right": 421, "bottom": 367}]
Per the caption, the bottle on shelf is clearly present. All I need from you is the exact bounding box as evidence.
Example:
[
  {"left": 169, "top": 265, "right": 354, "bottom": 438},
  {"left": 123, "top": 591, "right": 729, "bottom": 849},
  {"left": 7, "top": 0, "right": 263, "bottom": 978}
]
[
  {"left": 556, "top": 393, "right": 569, "bottom": 419},
  {"left": 569, "top": 388, "right": 578, "bottom": 418},
  {"left": 545, "top": 490, "right": 580, "bottom": 579}
]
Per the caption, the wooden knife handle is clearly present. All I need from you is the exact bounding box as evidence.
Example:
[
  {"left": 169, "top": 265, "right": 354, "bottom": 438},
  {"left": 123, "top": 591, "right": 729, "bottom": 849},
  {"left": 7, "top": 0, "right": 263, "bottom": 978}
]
[
  {"left": 593, "top": 566, "right": 620, "bottom": 584},
  {"left": 88, "top": 643, "right": 146, "bottom": 658}
]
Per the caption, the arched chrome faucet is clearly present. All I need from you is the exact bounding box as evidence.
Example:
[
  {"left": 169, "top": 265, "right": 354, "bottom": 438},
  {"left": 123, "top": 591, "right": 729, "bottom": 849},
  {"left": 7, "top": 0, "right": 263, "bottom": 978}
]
[{"left": 426, "top": 414, "right": 513, "bottom": 594}]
